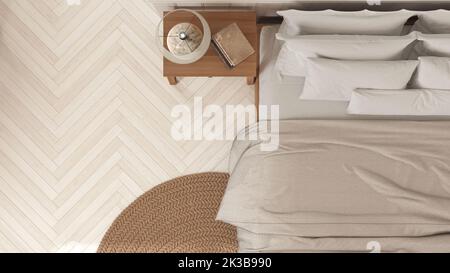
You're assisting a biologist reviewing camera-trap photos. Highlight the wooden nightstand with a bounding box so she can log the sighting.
[163,10,257,85]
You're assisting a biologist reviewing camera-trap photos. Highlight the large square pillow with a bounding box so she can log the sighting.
[413,10,450,34]
[277,9,415,36]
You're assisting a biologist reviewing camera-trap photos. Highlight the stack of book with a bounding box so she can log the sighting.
[212,22,255,68]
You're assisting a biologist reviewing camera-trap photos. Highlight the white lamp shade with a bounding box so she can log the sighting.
[156,9,211,64]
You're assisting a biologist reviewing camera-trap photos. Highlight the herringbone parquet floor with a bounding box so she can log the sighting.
[0,0,254,252]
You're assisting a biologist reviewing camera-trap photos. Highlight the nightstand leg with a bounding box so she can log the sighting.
[246,76,256,85]
[167,76,177,85]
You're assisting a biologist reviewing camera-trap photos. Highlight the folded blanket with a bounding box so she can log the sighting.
[217,120,450,252]
[237,228,450,253]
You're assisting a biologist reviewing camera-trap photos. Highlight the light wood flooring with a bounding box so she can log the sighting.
[0,0,254,252]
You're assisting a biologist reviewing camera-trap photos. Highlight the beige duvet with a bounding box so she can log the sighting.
[217,120,450,252]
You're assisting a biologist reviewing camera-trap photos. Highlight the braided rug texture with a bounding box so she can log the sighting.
[97,172,238,253]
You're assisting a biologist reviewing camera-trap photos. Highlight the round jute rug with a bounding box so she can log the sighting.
[97,172,238,253]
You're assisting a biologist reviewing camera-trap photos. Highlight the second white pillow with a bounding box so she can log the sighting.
[275,33,417,77]
[413,10,450,34]
[301,58,419,101]
[413,57,450,90]
[416,33,450,56]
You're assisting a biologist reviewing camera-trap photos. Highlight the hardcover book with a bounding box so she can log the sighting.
[212,23,255,68]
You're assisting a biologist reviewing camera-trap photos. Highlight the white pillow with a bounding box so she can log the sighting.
[275,33,417,77]
[413,10,450,34]
[348,89,450,116]
[416,33,450,56]
[413,57,450,89]
[301,58,419,101]
[277,9,415,36]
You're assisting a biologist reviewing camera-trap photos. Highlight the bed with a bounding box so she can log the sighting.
[217,9,450,253]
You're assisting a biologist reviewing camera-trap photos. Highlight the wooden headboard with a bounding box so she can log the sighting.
[151,1,450,17]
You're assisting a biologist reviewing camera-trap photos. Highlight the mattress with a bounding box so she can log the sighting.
[259,25,350,120]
